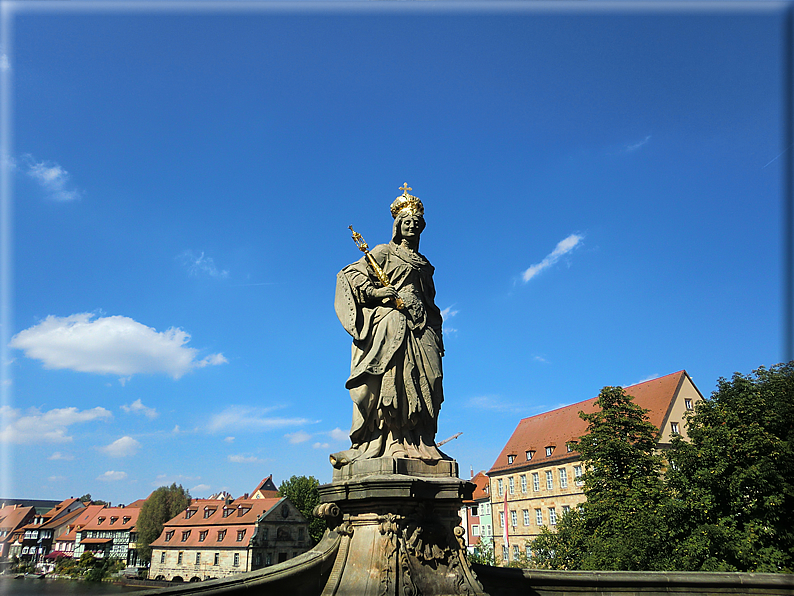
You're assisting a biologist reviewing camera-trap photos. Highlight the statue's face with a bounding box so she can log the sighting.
[400,216,422,241]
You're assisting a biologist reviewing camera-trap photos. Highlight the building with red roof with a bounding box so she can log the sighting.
[0,504,35,560]
[72,504,143,566]
[18,498,86,567]
[458,471,491,554]
[487,370,703,564]
[147,494,310,583]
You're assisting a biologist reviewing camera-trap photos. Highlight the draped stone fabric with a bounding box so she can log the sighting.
[331,219,448,467]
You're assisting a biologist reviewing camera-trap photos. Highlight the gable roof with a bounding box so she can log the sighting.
[465,472,490,505]
[488,371,695,475]
[79,506,141,532]
[251,475,279,499]
[161,498,282,528]
[0,505,35,537]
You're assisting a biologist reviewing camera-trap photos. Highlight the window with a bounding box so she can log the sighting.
[255,554,262,567]
[526,450,534,461]
[545,446,555,457]
[178,552,183,565]
[502,546,508,561]
[523,509,530,526]
[123,516,131,524]
[546,470,554,490]
[298,528,304,540]
[671,422,680,434]
[559,468,568,489]
[185,509,196,519]
[237,530,246,542]
[574,465,583,485]
[266,553,272,565]
[214,553,219,566]
[204,508,216,519]
[520,475,527,493]
[525,545,532,558]
[567,444,573,453]
[97,517,105,525]
[685,398,693,410]
[110,517,117,525]
[499,511,505,528]
[195,552,201,565]
[217,530,227,542]
[223,508,233,518]
[510,510,517,527]
[497,479,504,496]
[549,508,557,525]
[507,454,515,464]
[165,531,174,542]
[199,530,208,542]
[160,552,166,564]
[532,473,540,491]
[181,530,191,542]
[535,509,543,525]
[262,528,268,540]
[508,477,515,494]
[233,553,240,566]
[562,505,571,516]
[472,525,480,536]
[513,545,519,559]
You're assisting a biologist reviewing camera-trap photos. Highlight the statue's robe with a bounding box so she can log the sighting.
[332,241,446,466]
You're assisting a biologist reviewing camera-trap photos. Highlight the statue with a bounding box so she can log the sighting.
[331,184,449,467]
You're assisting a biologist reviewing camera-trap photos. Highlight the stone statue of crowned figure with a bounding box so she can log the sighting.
[331,185,451,468]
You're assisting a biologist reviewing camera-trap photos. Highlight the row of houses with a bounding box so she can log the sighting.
[458,370,703,564]
[0,475,313,582]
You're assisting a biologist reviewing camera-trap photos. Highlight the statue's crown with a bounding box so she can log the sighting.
[390,183,424,219]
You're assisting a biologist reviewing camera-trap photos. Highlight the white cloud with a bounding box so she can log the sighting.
[98,470,127,482]
[9,313,226,380]
[622,373,660,388]
[0,405,112,444]
[224,436,235,443]
[121,399,158,419]
[48,451,75,461]
[312,442,330,450]
[329,428,348,442]
[48,476,66,482]
[285,430,312,444]
[0,54,10,72]
[208,405,312,433]
[101,436,141,458]
[522,233,584,283]
[178,251,229,279]
[440,306,458,321]
[228,454,264,464]
[626,135,652,152]
[191,483,211,495]
[533,355,548,364]
[22,154,82,201]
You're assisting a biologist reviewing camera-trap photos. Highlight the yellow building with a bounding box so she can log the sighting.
[487,371,702,564]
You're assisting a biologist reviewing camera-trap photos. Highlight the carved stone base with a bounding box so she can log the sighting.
[317,457,485,596]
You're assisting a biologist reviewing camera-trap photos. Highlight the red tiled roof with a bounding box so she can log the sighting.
[465,472,490,504]
[0,506,35,536]
[79,506,140,532]
[488,371,690,475]
[162,498,281,528]
[151,524,258,549]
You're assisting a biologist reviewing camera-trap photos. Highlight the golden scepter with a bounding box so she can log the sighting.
[348,225,404,310]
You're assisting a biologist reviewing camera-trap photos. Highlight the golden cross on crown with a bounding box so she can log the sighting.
[399,183,412,195]
[390,183,424,219]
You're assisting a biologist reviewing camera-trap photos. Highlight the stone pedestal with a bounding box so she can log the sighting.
[316,457,486,596]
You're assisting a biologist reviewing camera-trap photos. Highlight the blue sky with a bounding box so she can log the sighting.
[1,1,789,505]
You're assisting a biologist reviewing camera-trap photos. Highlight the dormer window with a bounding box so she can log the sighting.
[165,531,174,542]
[199,530,208,542]
[217,529,227,541]
[566,444,573,453]
[204,508,216,519]
[181,530,191,542]
[185,509,196,519]
[236,529,246,542]
[237,506,251,516]
[525,450,534,461]
[97,517,105,525]
[223,508,233,518]
[507,454,515,464]
[110,517,118,525]
[545,446,555,457]
[122,516,131,524]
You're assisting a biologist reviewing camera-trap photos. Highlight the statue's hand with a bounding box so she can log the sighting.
[371,286,398,301]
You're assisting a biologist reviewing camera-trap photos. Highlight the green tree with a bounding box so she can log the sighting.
[667,363,794,572]
[78,493,108,506]
[467,540,495,566]
[135,483,191,563]
[278,475,325,544]
[532,386,672,570]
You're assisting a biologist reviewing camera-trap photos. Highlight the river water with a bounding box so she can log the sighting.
[0,577,146,595]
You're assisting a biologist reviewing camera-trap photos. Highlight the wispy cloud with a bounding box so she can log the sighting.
[191,483,211,495]
[121,399,158,419]
[98,470,127,482]
[622,373,660,388]
[48,475,67,482]
[465,395,525,414]
[9,313,227,380]
[285,430,312,444]
[522,233,584,283]
[48,451,75,461]
[178,251,229,279]
[329,428,348,442]
[228,454,265,464]
[626,135,652,152]
[0,405,112,444]
[312,442,330,450]
[100,436,141,458]
[208,405,312,433]
[21,154,82,201]
[0,54,9,72]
